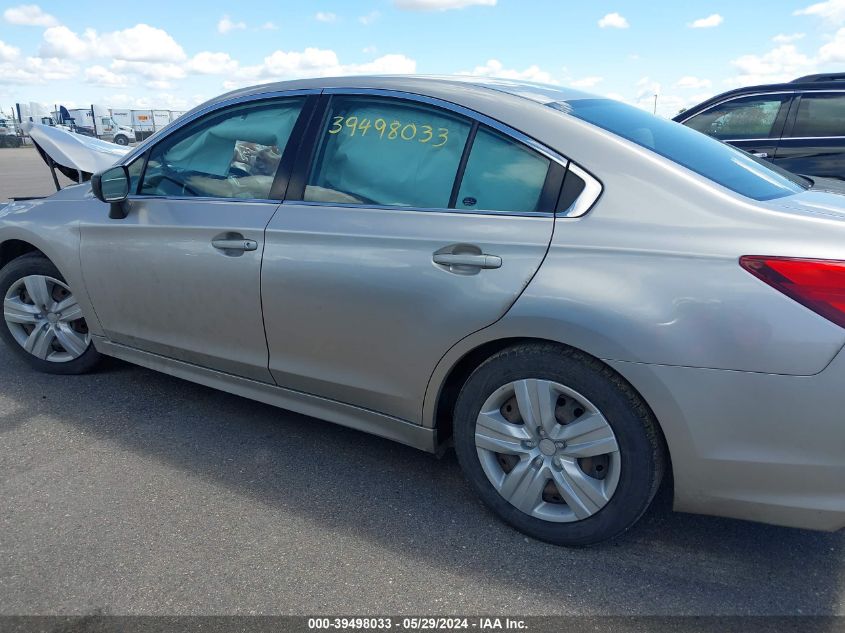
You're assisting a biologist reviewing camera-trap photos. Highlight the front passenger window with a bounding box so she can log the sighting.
[140,98,305,200]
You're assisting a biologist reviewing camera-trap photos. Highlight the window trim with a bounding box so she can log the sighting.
[283,88,600,218]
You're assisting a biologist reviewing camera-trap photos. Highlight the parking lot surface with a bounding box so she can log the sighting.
[0,146,843,615]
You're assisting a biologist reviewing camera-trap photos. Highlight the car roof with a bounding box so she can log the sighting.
[196,75,597,113]
[674,76,845,121]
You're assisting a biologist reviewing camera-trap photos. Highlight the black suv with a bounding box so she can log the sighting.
[675,73,845,180]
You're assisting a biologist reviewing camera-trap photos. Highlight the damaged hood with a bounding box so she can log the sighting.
[23,121,130,181]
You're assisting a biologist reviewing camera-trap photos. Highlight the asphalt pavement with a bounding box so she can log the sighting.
[0,146,843,615]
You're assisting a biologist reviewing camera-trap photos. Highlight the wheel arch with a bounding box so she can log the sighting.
[0,239,46,271]
[427,335,673,489]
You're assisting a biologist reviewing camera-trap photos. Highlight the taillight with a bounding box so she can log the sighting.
[740,256,845,329]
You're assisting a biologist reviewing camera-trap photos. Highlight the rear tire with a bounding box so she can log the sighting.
[453,343,665,546]
[0,254,101,375]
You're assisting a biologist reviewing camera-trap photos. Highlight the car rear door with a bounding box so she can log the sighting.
[261,91,565,423]
[774,91,845,179]
[80,93,316,382]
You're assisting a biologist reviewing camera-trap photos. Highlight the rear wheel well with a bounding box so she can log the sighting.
[0,240,43,271]
[434,337,672,485]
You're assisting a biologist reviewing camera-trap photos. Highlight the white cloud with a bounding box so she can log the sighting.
[111,60,187,81]
[218,15,246,34]
[598,12,629,29]
[259,22,278,30]
[146,80,172,90]
[393,0,496,10]
[84,65,128,87]
[3,4,58,27]
[773,33,806,43]
[315,12,337,22]
[185,51,239,75]
[462,59,558,84]
[728,44,815,86]
[39,24,186,62]
[570,76,603,88]
[0,56,77,84]
[794,0,845,24]
[222,48,416,89]
[688,14,723,28]
[363,45,378,54]
[819,26,845,61]
[0,40,21,62]
[675,75,712,89]
[358,11,381,25]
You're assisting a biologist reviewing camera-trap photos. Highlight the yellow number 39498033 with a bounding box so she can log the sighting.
[328,114,449,147]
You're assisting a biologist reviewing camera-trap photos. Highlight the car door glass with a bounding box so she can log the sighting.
[126,154,145,194]
[456,127,550,213]
[686,96,788,140]
[140,98,305,200]
[787,93,845,137]
[304,96,471,208]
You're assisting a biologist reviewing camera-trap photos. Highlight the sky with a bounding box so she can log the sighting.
[0,0,843,117]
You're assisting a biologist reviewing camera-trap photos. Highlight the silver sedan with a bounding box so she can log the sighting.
[1,76,843,545]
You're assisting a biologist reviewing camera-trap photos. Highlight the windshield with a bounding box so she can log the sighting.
[550,99,807,201]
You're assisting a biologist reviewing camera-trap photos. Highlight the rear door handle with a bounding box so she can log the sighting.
[212,238,258,251]
[432,253,502,269]
[750,151,769,158]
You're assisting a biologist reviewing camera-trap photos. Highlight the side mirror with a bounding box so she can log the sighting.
[91,165,131,219]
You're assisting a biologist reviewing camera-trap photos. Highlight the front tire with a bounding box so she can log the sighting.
[113,135,129,146]
[0,254,101,374]
[453,343,665,546]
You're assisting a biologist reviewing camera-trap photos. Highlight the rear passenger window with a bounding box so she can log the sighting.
[305,96,471,208]
[456,127,550,213]
[788,93,845,137]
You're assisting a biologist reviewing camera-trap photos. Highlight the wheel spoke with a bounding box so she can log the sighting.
[513,379,557,435]
[54,324,88,358]
[3,297,40,324]
[24,324,56,360]
[498,460,549,514]
[475,411,532,455]
[555,412,619,457]
[54,296,83,322]
[551,459,609,520]
[23,276,53,311]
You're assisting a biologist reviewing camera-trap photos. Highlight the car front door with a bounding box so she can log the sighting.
[80,94,313,382]
[682,93,793,162]
[261,92,566,423]
[774,91,845,179]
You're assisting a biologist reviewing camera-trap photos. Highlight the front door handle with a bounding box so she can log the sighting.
[750,151,769,158]
[212,238,258,252]
[432,253,502,269]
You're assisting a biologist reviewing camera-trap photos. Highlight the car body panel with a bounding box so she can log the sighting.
[262,202,554,423]
[79,197,279,382]
[2,76,845,533]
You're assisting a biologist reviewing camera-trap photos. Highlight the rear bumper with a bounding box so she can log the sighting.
[609,349,845,532]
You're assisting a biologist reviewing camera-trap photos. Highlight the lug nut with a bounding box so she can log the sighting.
[555,441,566,450]
[522,440,536,449]
[533,456,544,468]
[552,457,562,469]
